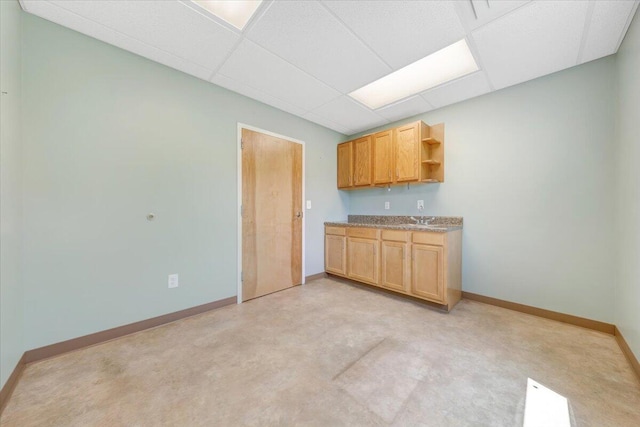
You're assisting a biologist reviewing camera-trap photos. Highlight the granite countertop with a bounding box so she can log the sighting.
[325,215,463,233]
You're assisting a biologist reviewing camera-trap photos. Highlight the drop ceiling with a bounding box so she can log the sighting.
[19,0,639,136]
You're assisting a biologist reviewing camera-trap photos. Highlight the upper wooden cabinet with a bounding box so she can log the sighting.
[337,141,353,189]
[395,122,421,182]
[372,130,394,184]
[338,120,444,190]
[353,136,372,186]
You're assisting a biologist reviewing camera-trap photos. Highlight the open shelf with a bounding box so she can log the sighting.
[422,137,441,145]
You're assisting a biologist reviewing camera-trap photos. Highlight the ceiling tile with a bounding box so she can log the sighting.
[217,39,340,112]
[48,0,239,70]
[323,1,466,69]
[455,0,531,31]
[581,0,638,64]
[246,0,391,93]
[302,112,354,135]
[21,0,213,81]
[471,1,589,90]
[421,71,491,109]
[375,96,433,123]
[309,96,388,134]
[211,74,308,118]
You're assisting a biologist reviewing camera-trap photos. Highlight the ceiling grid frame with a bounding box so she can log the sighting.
[18,0,640,136]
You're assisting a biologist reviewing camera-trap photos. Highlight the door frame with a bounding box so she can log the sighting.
[236,123,306,304]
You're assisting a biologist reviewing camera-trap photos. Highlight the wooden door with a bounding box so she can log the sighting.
[411,244,444,302]
[347,237,379,285]
[242,129,303,301]
[373,130,394,184]
[325,234,347,276]
[381,241,408,292]
[395,122,420,182]
[353,136,372,186]
[337,141,353,189]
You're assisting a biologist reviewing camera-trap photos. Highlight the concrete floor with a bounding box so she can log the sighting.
[2,277,639,426]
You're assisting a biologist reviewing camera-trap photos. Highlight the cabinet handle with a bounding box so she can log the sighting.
[396,168,399,179]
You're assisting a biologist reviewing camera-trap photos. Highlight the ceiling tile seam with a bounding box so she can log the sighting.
[208,36,246,81]
[576,1,596,65]
[303,114,353,135]
[206,0,275,80]
[238,0,276,33]
[452,3,496,91]
[419,96,436,110]
[178,0,243,35]
[462,0,535,34]
[615,1,640,52]
[211,73,312,116]
[316,1,395,71]
[37,0,218,74]
[462,35,495,91]
[210,38,344,111]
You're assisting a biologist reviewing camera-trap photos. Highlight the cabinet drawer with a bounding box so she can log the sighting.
[381,230,409,242]
[412,231,445,246]
[347,227,379,239]
[326,226,346,236]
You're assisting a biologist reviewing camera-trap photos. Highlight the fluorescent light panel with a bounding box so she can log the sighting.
[350,39,479,110]
[191,0,262,30]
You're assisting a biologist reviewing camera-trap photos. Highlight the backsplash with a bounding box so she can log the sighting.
[347,215,463,226]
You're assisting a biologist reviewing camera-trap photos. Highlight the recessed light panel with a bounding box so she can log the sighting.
[191,0,262,30]
[349,39,479,110]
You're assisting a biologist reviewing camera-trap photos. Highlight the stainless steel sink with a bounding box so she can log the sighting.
[401,223,444,228]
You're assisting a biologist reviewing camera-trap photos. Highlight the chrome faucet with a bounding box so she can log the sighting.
[410,216,435,225]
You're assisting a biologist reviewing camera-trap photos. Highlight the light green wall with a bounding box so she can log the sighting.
[348,58,617,323]
[21,13,348,350]
[0,0,24,388]
[614,11,640,361]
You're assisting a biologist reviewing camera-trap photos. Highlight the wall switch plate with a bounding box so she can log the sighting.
[417,200,424,211]
[306,200,312,209]
[385,201,390,210]
[168,274,179,288]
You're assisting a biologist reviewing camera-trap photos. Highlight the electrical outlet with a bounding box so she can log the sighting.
[306,200,312,209]
[168,274,179,288]
[417,200,424,211]
[385,201,390,210]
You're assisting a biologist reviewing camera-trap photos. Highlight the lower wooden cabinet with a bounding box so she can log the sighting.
[325,234,346,276]
[411,244,444,301]
[347,237,379,285]
[381,241,409,292]
[325,225,462,311]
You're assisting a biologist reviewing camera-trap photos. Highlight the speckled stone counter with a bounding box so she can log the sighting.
[324,215,463,233]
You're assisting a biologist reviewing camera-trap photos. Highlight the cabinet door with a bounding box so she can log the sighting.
[373,130,394,184]
[395,122,420,182]
[411,244,444,302]
[337,141,353,189]
[381,241,408,292]
[325,234,347,276]
[347,237,379,285]
[353,136,372,186]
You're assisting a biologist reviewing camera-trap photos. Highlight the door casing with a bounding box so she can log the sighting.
[236,123,305,304]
